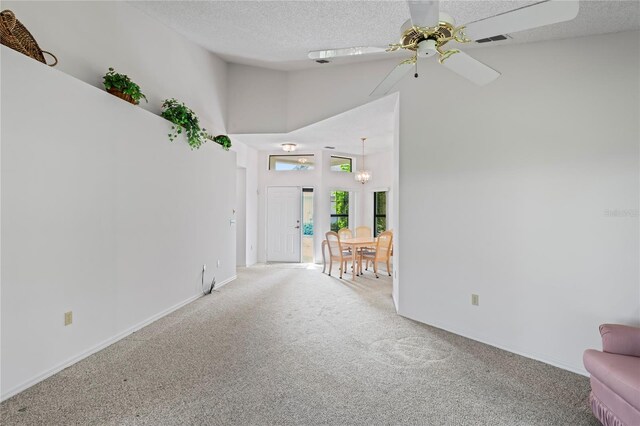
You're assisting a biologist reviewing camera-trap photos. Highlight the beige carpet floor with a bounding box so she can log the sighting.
[1,264,597,425]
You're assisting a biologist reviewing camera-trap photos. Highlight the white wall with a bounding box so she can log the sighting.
[2,1,227,132]
[397,31,639,375]
[232,141,259,266]
[256,149,394,264]
[1,7,237,398]
[227,64,287,134]
[236,168,247,266]
[229,31,640,374]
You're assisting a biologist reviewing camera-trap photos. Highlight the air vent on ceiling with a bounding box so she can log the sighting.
[316,59,330,64]
[324,146,335,150]
[476,34,509,44]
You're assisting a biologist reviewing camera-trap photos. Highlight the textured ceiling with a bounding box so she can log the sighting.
[231,94,397,154]
[131,0,639,70]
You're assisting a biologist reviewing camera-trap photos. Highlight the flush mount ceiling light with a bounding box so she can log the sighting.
[281,143,297,152]
[355,137,371,185]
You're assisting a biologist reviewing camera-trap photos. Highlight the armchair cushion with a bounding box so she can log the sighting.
[600,324,640,357]
[584,349,640,411]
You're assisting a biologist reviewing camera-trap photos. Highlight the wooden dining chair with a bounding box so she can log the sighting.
[338,228,353,240]
[361,231,393,278]
[337,228,353,257]
[355,226,372,238]
[325,231,355,279]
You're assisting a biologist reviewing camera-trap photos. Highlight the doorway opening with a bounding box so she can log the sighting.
[302,188,314,263]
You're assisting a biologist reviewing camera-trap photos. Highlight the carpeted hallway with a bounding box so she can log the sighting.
[1,265,596,425]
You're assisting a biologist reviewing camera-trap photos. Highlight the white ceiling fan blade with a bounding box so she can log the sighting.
[308,46,387,60]
[407,0,440,28]
[441,51,500,86]
[464,0,579,41]
[370,61,414,96]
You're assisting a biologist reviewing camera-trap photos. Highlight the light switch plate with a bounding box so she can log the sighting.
[64,311,73,326]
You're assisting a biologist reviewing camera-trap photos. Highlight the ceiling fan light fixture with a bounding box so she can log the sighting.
[417,39,438,58]
[308,0,579,97]
[281,143,297,152]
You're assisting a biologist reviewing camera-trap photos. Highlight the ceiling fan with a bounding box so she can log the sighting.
[308,0,579,96]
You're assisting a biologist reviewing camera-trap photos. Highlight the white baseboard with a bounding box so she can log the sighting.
[216,275,236,289]
[2,291,204,401]
[397,311,589,377]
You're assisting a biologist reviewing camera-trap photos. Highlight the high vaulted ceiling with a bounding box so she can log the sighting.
[231,94,398,155]
[131,1,639,70]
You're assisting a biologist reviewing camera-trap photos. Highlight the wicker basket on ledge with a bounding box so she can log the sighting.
[0,9,57,66]
[107,88,138,105]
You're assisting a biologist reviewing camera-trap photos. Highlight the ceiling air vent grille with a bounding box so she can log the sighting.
[476,34,509,44]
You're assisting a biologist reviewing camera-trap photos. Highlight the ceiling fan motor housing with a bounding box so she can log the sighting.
[417,39,438,58]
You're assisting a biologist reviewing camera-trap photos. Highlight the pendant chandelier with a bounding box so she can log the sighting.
[355,137,371,184]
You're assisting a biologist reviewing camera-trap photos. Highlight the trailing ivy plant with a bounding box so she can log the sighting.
[103,68,147,104]
[209,134,232,151]
[161,98,232,151]
[161,98,208,149]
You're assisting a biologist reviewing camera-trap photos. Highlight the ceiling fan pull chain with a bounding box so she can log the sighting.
[414,59,419,78]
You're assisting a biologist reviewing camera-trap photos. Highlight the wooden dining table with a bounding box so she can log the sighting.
[340,237,377,280]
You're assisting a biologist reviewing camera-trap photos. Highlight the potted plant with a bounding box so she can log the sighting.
[161,98,231,151]
[208,134,232,151]
[103,67,147,105]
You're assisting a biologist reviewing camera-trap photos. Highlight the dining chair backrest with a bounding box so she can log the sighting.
[355,226,372,238]
[376,231,393,258]
[338,228,353,240]
[325,231,342,258]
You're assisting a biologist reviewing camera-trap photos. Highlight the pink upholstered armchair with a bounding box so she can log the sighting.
[583,324,640,426]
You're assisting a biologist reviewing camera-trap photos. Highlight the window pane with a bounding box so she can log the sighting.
[373,191,387,237]
[330,191,349,232]
[269,155,315,171]
[330,191,349,215]
[330,156,352,172]
[375,192,387,215]
[330,217,349,232]
[302,188,313,236]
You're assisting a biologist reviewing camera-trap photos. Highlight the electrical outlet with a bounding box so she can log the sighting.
[64,311,73,326]
[471,294,479,306]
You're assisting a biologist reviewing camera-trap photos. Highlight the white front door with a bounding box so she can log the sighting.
[267,187,301,262]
